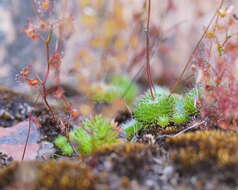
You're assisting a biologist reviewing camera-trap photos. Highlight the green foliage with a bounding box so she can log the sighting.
[54,115,119,156]
[93,75,138,105]
[69,115,119,155]
[172,95,188,124]
[133,96,174,124]
[134,87,175,124]
[121,119,143,138]
[122,86,200,137]
[157,115,170,127]
[54,135,73,156]
[183,88,200,114]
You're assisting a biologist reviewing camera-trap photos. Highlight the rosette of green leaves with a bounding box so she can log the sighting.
[134,86,174,127]
[133,87,200,128]
[69,115,119,155]
[54,115,119,155]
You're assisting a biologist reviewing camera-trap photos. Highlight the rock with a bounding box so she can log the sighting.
[0,86,34,127]
[0,121,40,160]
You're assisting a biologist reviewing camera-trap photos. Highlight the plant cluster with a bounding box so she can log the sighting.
[21,0,78,125]
[54,115,119,155]
[90,75,138,105]
[122,86,199,137]
[191,4,238,129]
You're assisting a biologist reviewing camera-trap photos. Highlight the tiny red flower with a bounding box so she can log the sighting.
[27,79,39,87]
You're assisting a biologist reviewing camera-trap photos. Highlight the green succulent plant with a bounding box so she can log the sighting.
[121,119,143,138]
[54,135,73,156]
[183,88,200,114]
[54,115,119,156]
[122,86,200,138]
[92,75,138,105]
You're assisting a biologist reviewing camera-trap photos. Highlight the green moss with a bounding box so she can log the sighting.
[92,75,138,105]
[133,88,198,126]
[69,115,119,155]
[172,95,188,124]
[54,115,119,155]
[111,75,138,104]
[157,115,170,127]
[134,95,174,124]
[123,87,200,137]
[183,88,200,114]
[121,119,143,138]
[54,136,73,156]
[92,84,120,103]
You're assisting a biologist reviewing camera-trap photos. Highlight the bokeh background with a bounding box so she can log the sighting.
[1,0,238,92]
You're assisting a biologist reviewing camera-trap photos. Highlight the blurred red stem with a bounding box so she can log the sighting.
[21,113,33,161]
[145,0,154,99]
[42,30,56,121]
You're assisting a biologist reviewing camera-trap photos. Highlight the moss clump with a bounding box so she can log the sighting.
[70,115,119,155]
[125,87,200,137]
[121,119,143,138]
[0,144,164,190]
[55,115,119,155]
[0,161,98,190]
[183,88,200,114]
[134,95,174,125]
[35,161,96,190]
[166,130,238,171]
[54,136,74,156]
[91,75,138,105]
[0,162,18,188]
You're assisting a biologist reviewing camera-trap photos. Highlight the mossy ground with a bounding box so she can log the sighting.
[1,87,238,190]
[166,130,238,172]
[1,136,238,190]
[0,143,170,190]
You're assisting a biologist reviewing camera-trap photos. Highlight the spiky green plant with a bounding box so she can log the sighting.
[54,115,119,155]
[134,86,175,125]
[171,95,188,124]
[122,86,200,137]
[121,119,143,138]
[54,135,73,156]
[183,88,200,114]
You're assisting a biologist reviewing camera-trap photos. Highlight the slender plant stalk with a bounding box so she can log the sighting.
[42,30,57,121]
[21,113,33,161]
[145,0,154,99]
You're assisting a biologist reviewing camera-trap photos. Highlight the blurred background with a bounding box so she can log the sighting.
[1,0,238,92]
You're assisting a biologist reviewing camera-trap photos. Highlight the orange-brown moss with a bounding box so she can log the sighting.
[0,143,165,190]
[90,142,150,155]
[0,162,19,188]
[0,161,98,190]
[166,130,238,171]
[35,161,97,190]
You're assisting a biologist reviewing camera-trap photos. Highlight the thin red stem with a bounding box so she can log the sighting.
[145,0,154,99]
[41,29,57,121]
[21,113,33,161]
